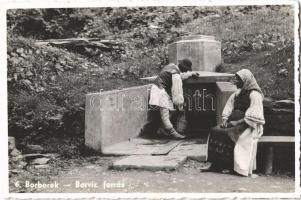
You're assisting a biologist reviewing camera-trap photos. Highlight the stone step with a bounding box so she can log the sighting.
[111,155,187,171]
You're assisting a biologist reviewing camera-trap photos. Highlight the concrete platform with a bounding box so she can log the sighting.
[168,139,208,162]
[105,137,209,170]
[102,138,181,156]
[111,155,187,171]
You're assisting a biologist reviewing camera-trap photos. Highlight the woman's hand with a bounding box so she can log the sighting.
[228,119,245,127]
[221,118,228,128]
[228,120,239,127]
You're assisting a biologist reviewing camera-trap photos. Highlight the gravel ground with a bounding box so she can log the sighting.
[9,156,295,193]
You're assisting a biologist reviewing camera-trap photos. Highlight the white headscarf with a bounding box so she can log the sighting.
[236,69,263,97]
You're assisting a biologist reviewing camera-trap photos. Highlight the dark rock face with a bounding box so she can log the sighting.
[263,99,294,136]
[273,100,294,109]
[23,144,45,154]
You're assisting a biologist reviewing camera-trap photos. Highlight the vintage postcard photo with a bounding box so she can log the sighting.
[1,0,300,198]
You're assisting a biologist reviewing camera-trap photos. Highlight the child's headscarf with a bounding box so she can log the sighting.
[236,69,263,97]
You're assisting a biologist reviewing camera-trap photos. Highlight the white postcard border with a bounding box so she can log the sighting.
[0,0,299,198]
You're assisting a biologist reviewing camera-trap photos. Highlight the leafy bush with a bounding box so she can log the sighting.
[7,9,92,39]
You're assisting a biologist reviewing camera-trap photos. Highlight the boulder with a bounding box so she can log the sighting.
[34,164,50,169]
[17,161,27,169]
[30,158,50,165]
[10,148,21,157]
[9,137,27,171]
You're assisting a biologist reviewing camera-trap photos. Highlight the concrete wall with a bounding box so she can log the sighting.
[85,81,237,152]
[85,84,152,152]
[168,35,222,72]
[215,82,237,124]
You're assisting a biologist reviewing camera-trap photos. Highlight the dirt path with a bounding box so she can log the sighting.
[10,156,294,193]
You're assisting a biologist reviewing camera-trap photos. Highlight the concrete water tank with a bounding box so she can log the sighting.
[168,35,222,72]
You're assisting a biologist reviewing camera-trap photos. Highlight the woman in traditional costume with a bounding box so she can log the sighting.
[208,69,265,176]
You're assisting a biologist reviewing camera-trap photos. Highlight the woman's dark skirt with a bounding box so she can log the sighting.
[208,126,235,170]
[208,110,247,170]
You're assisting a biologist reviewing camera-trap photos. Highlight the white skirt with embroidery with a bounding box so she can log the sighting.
[149,84,175,111]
